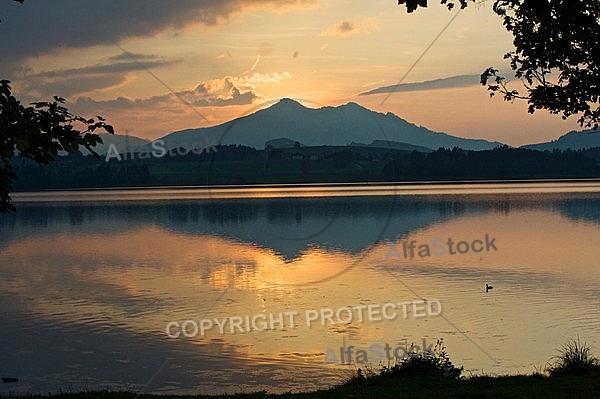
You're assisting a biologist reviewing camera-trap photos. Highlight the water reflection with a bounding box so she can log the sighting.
[1,184,600,394]
[1,196,494,260]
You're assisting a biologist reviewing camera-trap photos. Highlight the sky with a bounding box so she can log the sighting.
[0,0,586,147]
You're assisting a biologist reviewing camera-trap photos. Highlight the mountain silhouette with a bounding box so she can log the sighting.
[521,128,600,151]
[153,98,503,151]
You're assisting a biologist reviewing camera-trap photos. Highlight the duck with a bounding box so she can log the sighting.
[2,377,18,384]
[485,284,493,292]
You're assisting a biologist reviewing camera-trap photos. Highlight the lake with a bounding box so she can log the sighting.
[1,182,600,395]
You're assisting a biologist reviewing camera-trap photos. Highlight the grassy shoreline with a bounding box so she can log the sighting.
[3,338,600,398]
[1,374,600,399]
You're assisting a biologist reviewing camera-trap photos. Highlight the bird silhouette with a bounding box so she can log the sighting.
[485,284,494,292]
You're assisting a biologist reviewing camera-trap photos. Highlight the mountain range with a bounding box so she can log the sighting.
[158,98,504,151]
[91,98,600,154]
[521,129,600,151]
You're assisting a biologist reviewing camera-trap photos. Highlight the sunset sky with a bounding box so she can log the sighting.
[0,0,585,146]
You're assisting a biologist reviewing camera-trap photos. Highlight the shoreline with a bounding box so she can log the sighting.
[1,373,599,399]
[12,177,600,194]
[10,179,600,204]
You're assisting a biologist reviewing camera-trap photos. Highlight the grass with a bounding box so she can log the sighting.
[2,376,599,399]
[547,335,600,377]
[2,338,599,399]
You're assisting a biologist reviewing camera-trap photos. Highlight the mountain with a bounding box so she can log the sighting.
[84,133,150,155]
[522,129,600,151]
[156,98,503,152]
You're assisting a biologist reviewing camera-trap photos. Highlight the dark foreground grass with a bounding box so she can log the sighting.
[4,338,599,399]
[1,374,600,399]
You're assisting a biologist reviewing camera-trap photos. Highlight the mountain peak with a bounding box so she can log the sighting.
[342,101,364,109]
[273,99,365,113]
[261,98,310,116]
[279,97,300,104]
[275,98,306,108]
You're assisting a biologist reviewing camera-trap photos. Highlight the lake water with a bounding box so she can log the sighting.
[1,182,600,395]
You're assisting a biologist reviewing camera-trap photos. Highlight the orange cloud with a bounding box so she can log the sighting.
[321,17,377,36]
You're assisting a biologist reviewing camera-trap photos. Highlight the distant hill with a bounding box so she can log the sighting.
[522,129,600,151]
[156,98,504,152]
[265,138,304,149]
[84,133,150,155]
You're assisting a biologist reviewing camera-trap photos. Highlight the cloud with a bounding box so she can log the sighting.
[320,17,377,36]
[359,74,481,95]
[176,71,293,106]
[0,0,316,74]
[26,75,128,98]
[193,87,258,107]
[72,71,292,114]
[321,20,355,36]
[20,60,175,97]
[108,52,159,62]
[32,60,172,79]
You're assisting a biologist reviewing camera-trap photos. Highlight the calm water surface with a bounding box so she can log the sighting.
[1,182,599,394]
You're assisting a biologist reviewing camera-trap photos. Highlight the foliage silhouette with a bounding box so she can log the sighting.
[0,80,113,213]
[398,0,600,128]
